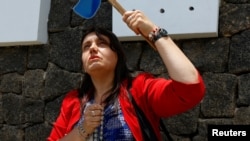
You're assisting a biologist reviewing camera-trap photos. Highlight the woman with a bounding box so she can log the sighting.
[47,10,205,141]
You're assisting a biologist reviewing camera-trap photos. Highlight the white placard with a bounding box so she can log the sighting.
[112,0,220,41]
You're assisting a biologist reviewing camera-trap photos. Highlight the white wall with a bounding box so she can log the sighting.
[0,0,51,47]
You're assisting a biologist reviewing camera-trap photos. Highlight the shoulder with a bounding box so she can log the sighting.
[130,72,156,94]
[132,72,155,82]
[61,89,81,110]
[64,89,79,100]
[132,72,168,87]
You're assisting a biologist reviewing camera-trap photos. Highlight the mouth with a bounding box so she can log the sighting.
[89,56,100,60]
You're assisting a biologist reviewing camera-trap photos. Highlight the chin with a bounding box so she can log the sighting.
[88,64,103,71]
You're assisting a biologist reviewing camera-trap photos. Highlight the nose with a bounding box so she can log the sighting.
[89,42,98,53]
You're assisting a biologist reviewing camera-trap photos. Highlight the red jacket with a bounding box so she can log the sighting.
[47,72,205,141]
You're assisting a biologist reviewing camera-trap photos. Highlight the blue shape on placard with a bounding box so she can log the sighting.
[73,0,101,19]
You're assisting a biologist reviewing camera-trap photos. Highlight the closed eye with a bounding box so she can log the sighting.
[82,42,91,50]
[97,39,110,47]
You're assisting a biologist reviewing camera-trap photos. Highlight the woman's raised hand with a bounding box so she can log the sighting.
[122,10,157,38]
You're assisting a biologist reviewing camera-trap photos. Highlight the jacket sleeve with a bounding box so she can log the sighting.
[47,90,81,141]
[131,72,206,117]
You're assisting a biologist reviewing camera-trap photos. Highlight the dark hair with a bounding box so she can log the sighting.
[78,27,132,105]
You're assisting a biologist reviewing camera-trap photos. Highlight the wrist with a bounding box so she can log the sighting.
[78,125,89,140]
[148,27,168,43]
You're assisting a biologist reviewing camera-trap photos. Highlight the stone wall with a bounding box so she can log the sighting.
[0,0,249,140]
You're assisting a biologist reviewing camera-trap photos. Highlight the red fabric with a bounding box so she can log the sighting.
[129,72,205,140]
[47,72,205,141]
[47,91,81,141]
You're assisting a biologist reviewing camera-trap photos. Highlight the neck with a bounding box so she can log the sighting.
[91,72,114,104]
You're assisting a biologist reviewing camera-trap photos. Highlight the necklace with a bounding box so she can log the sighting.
[93,117,103,141]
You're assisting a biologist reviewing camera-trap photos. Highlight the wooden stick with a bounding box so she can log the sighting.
[108,0,126,15]
[108,0,157,50]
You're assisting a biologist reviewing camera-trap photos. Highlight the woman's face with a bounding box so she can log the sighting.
[81,32,118,75]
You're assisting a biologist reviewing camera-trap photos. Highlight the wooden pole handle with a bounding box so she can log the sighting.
[108,0,157,50]
[108,0,126,15]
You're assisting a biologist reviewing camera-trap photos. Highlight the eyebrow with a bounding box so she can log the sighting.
[97,34,110,44]
[82,36,110,47]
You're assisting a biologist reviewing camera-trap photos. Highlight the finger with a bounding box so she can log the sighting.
[85,115,103,123]
[127,15,132,21]
[88,104,104,110]
[122,11,134,22]
[83,114,103,131]
[85,104,103,115]
[125,10,143,35]
[86,104,104,116]
[84,104,103,119]
[91,110,96,116]
[88,110,104,117]
[126,16,140,35]
[129,16,141,34]
[82,118,102,133]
